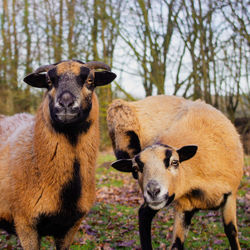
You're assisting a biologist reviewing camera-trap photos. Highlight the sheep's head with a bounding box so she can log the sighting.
[111,144,197,210]
[23,60,116,125]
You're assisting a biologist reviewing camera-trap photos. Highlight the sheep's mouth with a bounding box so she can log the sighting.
[145,193,175,210]
[144,196,167,210]
[148,200,167,210]
[51,104,83,124]
[56,112,79,123]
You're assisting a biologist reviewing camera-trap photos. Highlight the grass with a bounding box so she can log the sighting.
[0,152,249,249]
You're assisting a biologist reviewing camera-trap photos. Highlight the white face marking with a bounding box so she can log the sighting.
[138,145,179,210]
[72,100,81,109]
[55,102,61,108]
[140,149,169,210]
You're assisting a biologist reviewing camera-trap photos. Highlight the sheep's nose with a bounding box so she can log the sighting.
[146,180,161,199]
[58,92,75,108]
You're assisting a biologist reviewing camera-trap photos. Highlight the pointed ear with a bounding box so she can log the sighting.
[111,159,133,172]
[94,71,116,86]
[23,73,49,88]
[177,145,198,163]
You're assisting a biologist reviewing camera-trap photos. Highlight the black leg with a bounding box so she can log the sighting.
[171,237,184,250]
[138,203,159,250]
[223,221,239,250]
[184,209,197,228]
[171,209,197,250]
[221,194,240,250]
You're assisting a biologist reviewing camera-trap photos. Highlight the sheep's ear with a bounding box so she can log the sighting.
[94,71,117,86]
[177,145,198,163]
[23,73,49,88]
[111,159,133,172]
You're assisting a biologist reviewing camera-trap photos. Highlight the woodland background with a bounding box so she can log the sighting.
[0,0,249,151]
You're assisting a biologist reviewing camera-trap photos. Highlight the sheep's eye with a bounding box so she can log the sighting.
[88,78,93,84]
[46,77,52,89]
[47,69,58,88]
[171,160,179,167]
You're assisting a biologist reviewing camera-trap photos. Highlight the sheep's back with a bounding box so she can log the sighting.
[0,113,34,218]
[0,113,34,147]
[159,101,243,190]
[107,95,192,151]
[132,95,191,147]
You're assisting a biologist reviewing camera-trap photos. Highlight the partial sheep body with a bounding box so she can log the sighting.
[157,101,243,207]
[110,96,243,249]
[0,60,116,249]
[107,95,194,159]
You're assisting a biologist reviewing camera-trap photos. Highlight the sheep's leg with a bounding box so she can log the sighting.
[171,209,196,249]
[55,219,82,250]
[138,203,159,250]
[15,221,40,250]
[221,194,241,250]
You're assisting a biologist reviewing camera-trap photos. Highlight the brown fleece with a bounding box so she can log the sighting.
[0,90,99,249]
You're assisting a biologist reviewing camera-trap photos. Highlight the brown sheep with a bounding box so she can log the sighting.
[0,60,116,250]
[111,98,243,249]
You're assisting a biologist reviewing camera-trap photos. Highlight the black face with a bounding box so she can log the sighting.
[48,67,91,126]
[23,59,117,136]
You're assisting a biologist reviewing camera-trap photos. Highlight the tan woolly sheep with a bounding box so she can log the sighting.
[111,96,243,249]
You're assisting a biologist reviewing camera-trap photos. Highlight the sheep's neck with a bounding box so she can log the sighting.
[33,102,96,169]
[174,165,196,200]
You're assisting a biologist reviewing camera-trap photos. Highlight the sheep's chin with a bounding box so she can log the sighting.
[148,201,166,210]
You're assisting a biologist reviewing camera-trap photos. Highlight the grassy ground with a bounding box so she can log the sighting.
[0,153,249,249]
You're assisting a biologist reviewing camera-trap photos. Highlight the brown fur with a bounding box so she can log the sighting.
[157,101,243,203]
[0,88,99,249]
[156,101,243,248]
[109,95,243,249]
[107,99,141,156]
[56,61,82,76]
[107,95,193,157]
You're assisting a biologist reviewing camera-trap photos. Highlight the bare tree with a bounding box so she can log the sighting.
[220,0,250,45]
[219,0,250,120]
[175,0,249,121]
[90,0,124,147]
[120,0,182,96]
